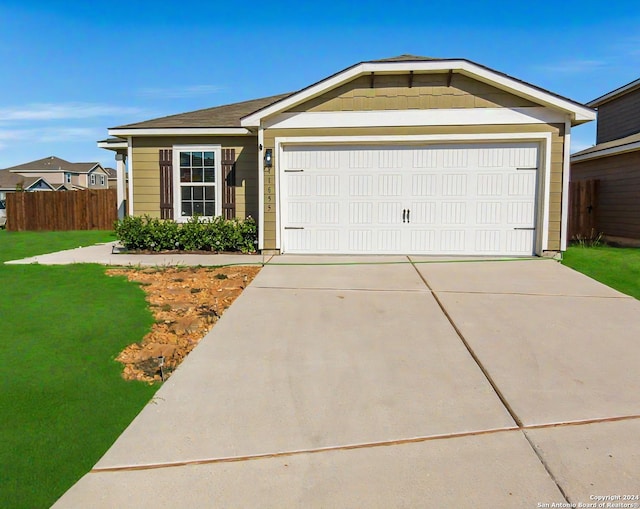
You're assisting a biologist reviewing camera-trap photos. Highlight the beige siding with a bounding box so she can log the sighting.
[131,136,258,219]
[287,74,538,113]
[262,124,565,252]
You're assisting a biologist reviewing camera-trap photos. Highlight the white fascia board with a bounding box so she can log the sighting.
[263,107,567,129]
[98,140,128,150]
[242,60,595,127]
[108,127,252,136]
[570,141,640,162]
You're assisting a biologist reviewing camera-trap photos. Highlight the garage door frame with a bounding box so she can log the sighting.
[275,132,552,255]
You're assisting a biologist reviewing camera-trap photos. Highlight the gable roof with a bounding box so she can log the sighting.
[588,77,640,107]
[103,167,117,179]
[242,55,595,126]
[106,55,595,137]
[4,156,100,174]
[0,170,53,191]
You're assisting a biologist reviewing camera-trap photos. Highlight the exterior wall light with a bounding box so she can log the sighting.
[264,148,273,168]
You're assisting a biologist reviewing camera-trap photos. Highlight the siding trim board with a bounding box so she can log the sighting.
[263,107,567,129]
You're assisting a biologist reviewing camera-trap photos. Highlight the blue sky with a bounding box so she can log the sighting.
[0,0,638,169]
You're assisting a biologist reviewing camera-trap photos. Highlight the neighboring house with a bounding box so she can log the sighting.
[3,156,111,191]
[571,78,640,243]
[99,55,594,256]
[0,168,55,200]
[104,167,118,188]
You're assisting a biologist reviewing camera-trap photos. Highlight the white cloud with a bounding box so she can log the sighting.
[138,84,223,98]
[0,103,144,122]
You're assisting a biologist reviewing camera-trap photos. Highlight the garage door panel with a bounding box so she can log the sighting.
[378,174,402,196]
[349,230,373,251]
[476,202,502,225]
[508,172,536,196]
[411,174,438,196]
[410,230,437,251]
[316,175,339,195]
[507,202,535,225]
[477,174,503,196]
[377,230,402,251]
[316,202,340,224]
[442,174,468,196]
[316,230,340,251]
[475,230,502,253]
[378,202,403,224]
[441,230,466,251]
[410,202,436,224]
[349,175,373,196]
[288,202,312,223]
[349,203,373,224]
[281,144,539,255]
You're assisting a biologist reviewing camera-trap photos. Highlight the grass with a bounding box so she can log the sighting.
[0,230,158,508]
[562,245,640,299]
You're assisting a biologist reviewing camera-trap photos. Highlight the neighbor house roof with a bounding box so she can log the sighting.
[588,77,640,107]
[571,132,640,162]
[104,167,117,179]
[0,169,51,190]
[4,156,100,174]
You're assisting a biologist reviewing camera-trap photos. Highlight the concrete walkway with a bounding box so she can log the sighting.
[39,250,640,508]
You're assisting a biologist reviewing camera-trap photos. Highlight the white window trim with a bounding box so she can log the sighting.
[65,172,72,183]
[172,144,222,222]
[272,132,552,255]
[90,174,96,185]
[100,175,105,186]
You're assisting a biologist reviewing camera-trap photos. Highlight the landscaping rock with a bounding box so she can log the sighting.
[107,265,261,383]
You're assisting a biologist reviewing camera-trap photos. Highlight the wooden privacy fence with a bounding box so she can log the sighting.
[568,179,599,239]
[6,189,117,231]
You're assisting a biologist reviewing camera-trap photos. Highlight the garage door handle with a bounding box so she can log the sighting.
[402,209,406,223]
[407,209,410,223]
[284,227,304,230]
[513,227,535,230]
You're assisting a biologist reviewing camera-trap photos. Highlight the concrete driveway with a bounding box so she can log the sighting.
[53,256,640,508]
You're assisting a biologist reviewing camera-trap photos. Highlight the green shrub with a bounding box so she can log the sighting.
[114,215,258,253]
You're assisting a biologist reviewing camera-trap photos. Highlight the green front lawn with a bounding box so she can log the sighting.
[0,230,157,508]
[562,245,640,299]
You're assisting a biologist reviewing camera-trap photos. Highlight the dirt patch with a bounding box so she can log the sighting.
[107,265,261,383]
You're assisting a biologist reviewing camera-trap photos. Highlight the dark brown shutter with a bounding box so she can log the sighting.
[221,148,236,220]
[159,149,174,219]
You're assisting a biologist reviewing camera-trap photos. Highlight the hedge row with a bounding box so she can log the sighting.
[114,215,258,253]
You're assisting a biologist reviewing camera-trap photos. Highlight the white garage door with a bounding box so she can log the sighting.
[281,143,539,255]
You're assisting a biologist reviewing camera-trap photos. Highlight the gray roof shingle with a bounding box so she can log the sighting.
[113,93,292,129]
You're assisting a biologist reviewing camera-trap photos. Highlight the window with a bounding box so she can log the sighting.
[65,172,72,183]
[100,175,105,186]
[90,174,96,185]
[174,146,220,218]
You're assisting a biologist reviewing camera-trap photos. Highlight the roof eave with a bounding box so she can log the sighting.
[108,127,253,136]
[241,59,595,127]
[571,141,640,162]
